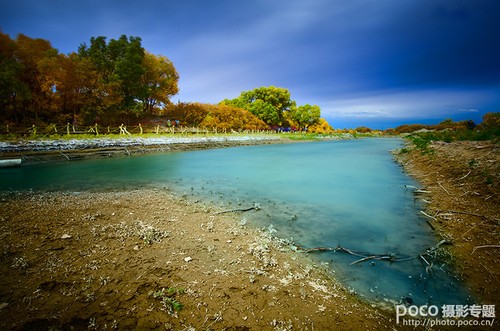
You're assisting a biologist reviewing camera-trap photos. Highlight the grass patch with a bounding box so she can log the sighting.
[151,287,185,315]
[407,125,498,154]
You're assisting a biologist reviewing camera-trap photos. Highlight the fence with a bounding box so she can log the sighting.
[0,123,275,137]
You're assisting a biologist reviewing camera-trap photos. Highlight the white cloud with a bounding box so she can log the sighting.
[314,88,491,120]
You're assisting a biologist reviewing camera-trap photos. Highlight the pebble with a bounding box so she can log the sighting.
[184,256,193,262]
[61,234,72,239]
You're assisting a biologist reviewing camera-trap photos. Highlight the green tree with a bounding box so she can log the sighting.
[287,104,321,130]
[109,35,146,109]
[78,35,146,113]
[223,86,293,126]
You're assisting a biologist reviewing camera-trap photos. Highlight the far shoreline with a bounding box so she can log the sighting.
[0,133,358,165]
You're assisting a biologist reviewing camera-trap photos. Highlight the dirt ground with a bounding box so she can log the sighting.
[0,189,395,330]
[396,141,499,307]
[0,138,498,330]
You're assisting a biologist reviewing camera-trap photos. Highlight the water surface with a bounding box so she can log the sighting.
[0,138,471,306]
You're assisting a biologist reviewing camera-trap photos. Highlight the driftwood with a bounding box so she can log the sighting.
[59,151,70,160]
[434,208,495,224]
[470,245,500,255]
[215,203,261,214]
[438,181,451,196]
[0,159,22,168]
[296,239,450,273]
[420,210,437,221]
[405,185,431,194]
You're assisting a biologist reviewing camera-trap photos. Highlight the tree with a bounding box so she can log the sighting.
[109,35,146,109]
[0,32,180,126]
[78,35,146,113]
[287,104,320,130]
[0,32,28,123]
[223,86,293,126]
[13,34,59,123]
[141,52,179,114]
[199,104,267,130]
[308,118,334,134]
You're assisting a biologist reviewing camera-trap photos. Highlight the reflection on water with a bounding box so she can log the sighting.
[0,138,472,306]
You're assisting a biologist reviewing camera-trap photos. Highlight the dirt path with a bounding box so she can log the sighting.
[0,189,394,330]
[396,140,499,307]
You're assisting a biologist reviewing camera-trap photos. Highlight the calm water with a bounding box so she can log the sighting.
[0,138,471,306]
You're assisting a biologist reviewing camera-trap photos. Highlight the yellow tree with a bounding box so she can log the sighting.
[141,52,179,114]
[14,34,56,122]
[308,118,334,134]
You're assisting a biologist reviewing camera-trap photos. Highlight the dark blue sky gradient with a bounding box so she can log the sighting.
[1,0,499,129]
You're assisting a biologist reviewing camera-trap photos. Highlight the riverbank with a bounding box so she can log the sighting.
[396,140,499,308]
[0,189,394,330]
[0,135,288,165]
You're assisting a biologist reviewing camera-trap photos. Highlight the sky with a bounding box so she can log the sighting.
[1,0,499,129]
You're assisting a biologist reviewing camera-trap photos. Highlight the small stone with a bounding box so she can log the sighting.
[133,245,140,251]
[61,234,72,239]
[184,256,193,262]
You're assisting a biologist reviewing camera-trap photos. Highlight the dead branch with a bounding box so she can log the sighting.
[419,254,430,266]
[59,151,70,160]
[414,189,432,194]
[426,220,435,230]
[420,210,437,221]
[350,256,378,265]
[216,204,261,214]
[405,185,431,194]
[438,181,451,196]
[433,209,490,221]
[470,245,500,255]
[426,239,450,253]
[297,240,451,269]
[457,170,471,181]
[460,219,487,239]
[300,246,339,253]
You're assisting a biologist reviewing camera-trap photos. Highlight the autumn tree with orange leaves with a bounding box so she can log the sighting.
[0,32,179,126]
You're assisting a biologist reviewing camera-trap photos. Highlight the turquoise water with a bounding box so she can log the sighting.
[0,138,471,306]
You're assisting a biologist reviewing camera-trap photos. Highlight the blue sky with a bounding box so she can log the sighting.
[1,0,499,129]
